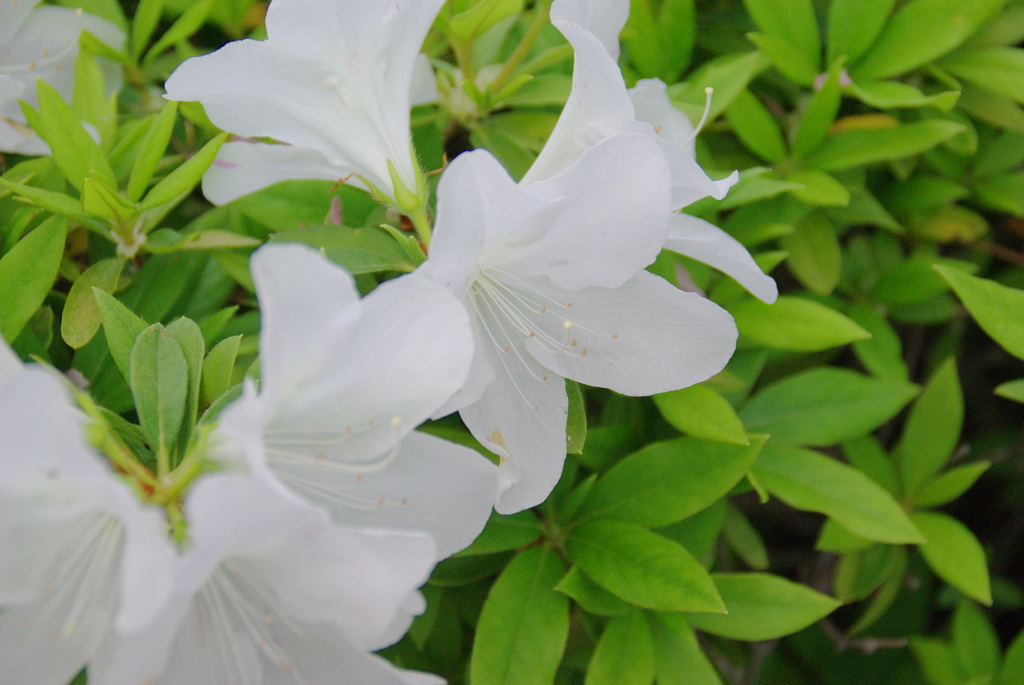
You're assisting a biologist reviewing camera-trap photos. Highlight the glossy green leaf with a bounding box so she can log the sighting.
[566,379,586,455]
[650,613,722,685]
[827,0,896,65]
[127,101,179,202]
[61,258,127,349]
[952,599,1000,678]
[910,637,963,685]
[555,566,631,617]
[894,359,963,496]
[449,0,523,41]
[469,547,568,685]
[848,303,909,383]
[567,520,724,613]
[131,0,165,59]
[144,0,214,63]
[995,378,1024,402]
[585,610,656,685]
[752,443,924,543]
[732,296,870,351]
[936,265,1024,359]
[805,121,965,170]
[32,80,116,192]
[653,384,748,445]
[915,462,990,508]
[726,90,787,164]
[94,289,149,384]
[164,317,205,455]
[140,132,228,210]
[842,435,900,495]
[743,0,819,71]
[739,368,918,445]
[574,436,763,528]
[853,0,1006,79]
[999,629,1024,685]
[684,573,841,641]
[0,179,91,219]
[913,511,992,605]
[0,217,66,343]
[780,214,842,295]
[722,503,769,570]
[200,335,241,410]
[458,510,543,556]
[942,47,1024,104]
[130,324,189,455]
[786,169,851,207]
[792,64,843,158]
[848,80,960,111]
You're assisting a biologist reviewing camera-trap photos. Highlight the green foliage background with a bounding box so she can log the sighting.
[4,0,1024,683]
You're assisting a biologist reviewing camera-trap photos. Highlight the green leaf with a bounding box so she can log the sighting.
[911,637,963,685]
[785,169,851,207]
[458,510,543,556]
[449,0,523,41]
[843,435,900,495]
[848,303,909,383]
[848,80,960,111]
[574,436,763,528]
[0,217,66,343]
[834,544,903,601]
[140,132,228,210]
[780,214,842,295]
[912,511,992,605]
[61,258,127,349]
[751,443,924,543]
[131,0,165,59]
[144,0,214,64]
[719,168,803,209]
[827,0,897,65]
[555,566,631,617]
[725,90,787,164]
[915,461,990,508]
[143,228,262,253]
[585,610,656,685]
[623,0,696,82]
[130,324,189,456]
[936,265,1024,359]
[847,546,909,636]
[952,599,1000,678]
[995,378,1024,402]
[999,629,1024,685]
[94,289,149,384]
[32,80,116,192]
[72,48,112,140]
[127,101,179,202]
[200,335,241,410]
[163,317,205,455]
[82,178,137,223]
[669,51,767,123]
[894,359,963,496]
[793,63,843,158]
[805,121,966,170]
[650,613,723,685]
[853,0,1006,79]
[469,547,568,685]
[739,367,918,445]
[731,296,871,351]
[942,47,1024,104]
[684,573,841,641]
[743,0,820,65]
[747,32,819,85]
[567,520,724,613]
[566,379,587,454]
[653,384,748,445]
[722,503,769,570]
[0,179,91,219]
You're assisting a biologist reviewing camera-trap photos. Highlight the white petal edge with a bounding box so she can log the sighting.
[202,141,343,205]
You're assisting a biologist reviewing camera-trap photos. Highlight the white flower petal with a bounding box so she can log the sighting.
[410,53,438,106]
[0,0,40,44]
[519,16,634,185]
[202,141,343,205]
[501,134,671,290]
[665,213,778,303]
[249,243,362,407]
[165,0,445,198]
[428,149,553,298]
[524,270,738,395]
[288,430,498,558]
[0,334,20,382]
[550,0,629,57]
[630,78,695,154]
[459,317,569,514]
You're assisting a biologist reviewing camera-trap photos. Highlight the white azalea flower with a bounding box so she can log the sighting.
[0,343,175,685]
[523,0,778,303]
[164,0,445,210]
[91,473,442,685]
[0,2,124,154]
[420,135,738,513]
[211,243,498,557]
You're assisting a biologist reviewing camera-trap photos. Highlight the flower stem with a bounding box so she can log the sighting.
[408,206,433,246]
[488,0,553,95]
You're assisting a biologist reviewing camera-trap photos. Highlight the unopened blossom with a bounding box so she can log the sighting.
[210,243,498,557]
[0,342,175,685]
[0,1,124,154]
[91,472,442,685]
[524,0,778,303]
[164,0,444,210]
[420,135,738,513]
